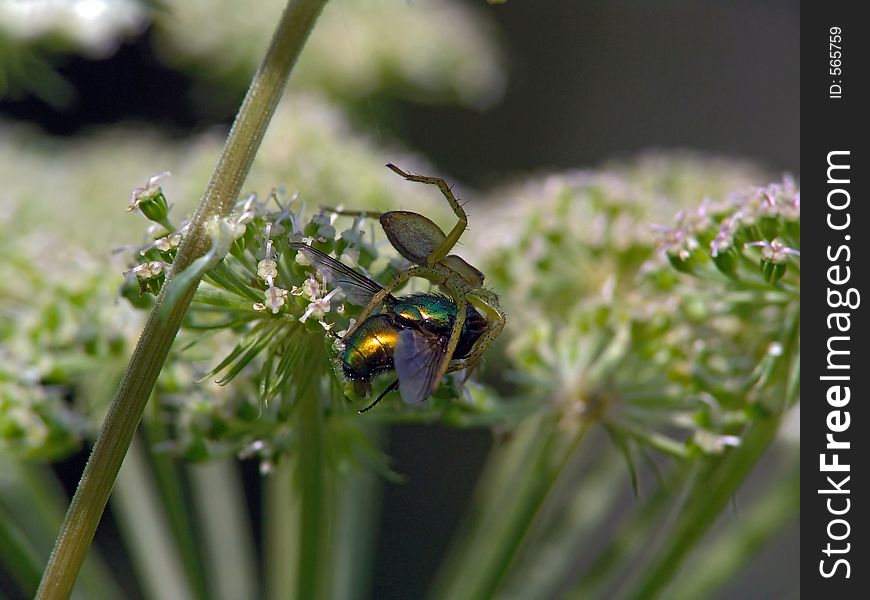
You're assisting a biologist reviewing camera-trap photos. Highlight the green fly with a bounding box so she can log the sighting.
[290,163,505,412]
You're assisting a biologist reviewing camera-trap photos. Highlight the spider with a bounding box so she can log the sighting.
[292,164,505,409]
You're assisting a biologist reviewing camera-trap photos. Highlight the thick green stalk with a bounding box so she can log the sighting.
[618,416,782,599]
[663,461,799,599]
[0,501,43,595]
[568,462,701,599]
[140,419,210,600]
[477,423,590,598]
[330,425,383,600]
[36,1,328,597]
[265,461,297,600]
[432,417,591,600]
[497,443,628,600]
[430,417,548,597]
[296,356,327,600]
[110,437,191,600]
[189,460,259,600]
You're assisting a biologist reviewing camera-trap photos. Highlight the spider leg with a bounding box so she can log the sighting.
[449,290,506,372]
[321,206,383,220]
[432,280,468,384]
[342,265,442,338]
[386,163,467,266]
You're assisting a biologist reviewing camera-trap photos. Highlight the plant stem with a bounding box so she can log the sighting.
[296,384,326,600]
[265,461,297,600]
[477,422,591,597]
[141,419,210,600]
[432,416,591,600]
[110,436,192,600]
[619,415,782,599]
[568,461,701,599]
[331,424,383,600]
[0,501,43,596]
[664,461,799,599]
[189,460,259,600]
[36,1,328,597]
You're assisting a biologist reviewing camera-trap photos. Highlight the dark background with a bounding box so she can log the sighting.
[405,0,800,186]
[1,1,800,598]
[3,1,800,179]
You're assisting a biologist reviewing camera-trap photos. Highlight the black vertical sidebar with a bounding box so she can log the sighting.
[802,2,869,597]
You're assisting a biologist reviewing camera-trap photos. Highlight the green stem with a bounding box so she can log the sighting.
[568,461,701,599]
[36,1,328,597]
[619,415,782,599]
[664,461,799,599]
[265,461,296,600]
[189,460,259,600]
[110,437,192,600]
[432,417,591,600]
[500,443,629,600]
[141,420,210,600]
[480,422,591,597]
[0,500,43,596]
[296,375,326,599]
[330,424,383,600]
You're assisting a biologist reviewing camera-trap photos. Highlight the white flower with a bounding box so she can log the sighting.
[311,213,332,227]
[744,238,800,263]
[295,250,312,267]
[127,171,170,211]
[154,232,181,252]
[337,319,356,338]
[131,261,168,279]
[341,226,365,247]
[301,277,320,300]
[228,220,248,240]
[340,246,360,267]
[709,212,742,257]
[316,223,336,241]
[694,431,741,454]
[258,287,288,314]
[300,288,340,323]
[257,258,278,280]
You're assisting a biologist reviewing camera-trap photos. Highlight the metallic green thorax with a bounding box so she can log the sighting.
[392,293,486,356]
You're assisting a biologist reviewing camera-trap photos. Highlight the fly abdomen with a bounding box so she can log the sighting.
[341,314,400,380]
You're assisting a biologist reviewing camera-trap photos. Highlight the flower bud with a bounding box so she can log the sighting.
[128,172,172,228]
[760,259,786,283]
[711,245,738,277]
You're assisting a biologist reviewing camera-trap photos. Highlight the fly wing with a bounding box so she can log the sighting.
[393,327,450,404]
[290,242,389,306]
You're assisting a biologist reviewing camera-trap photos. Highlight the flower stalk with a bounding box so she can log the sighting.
[296,374,326,600]
[36,1,329,597]
[432,416,592,600]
